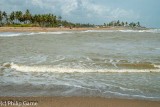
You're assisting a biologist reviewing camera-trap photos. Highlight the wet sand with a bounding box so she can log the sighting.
[0,97,160,107]
[0,27,127,32]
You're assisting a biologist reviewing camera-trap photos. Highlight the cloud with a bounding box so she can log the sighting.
[60,0,79,15]
[107,8,140,20]
[81,0,110,17]
[0,0,140,24]
[54,0,139,21]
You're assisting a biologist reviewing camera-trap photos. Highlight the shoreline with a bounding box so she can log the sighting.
[0,27,144,32]
[0,97,159,107]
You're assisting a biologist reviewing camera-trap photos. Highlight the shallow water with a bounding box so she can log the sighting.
[0,30,160,100]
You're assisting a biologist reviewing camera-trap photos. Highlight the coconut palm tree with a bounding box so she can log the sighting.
[137,22,140,27]
[24,9,31,24]
[0,11,3,26]
[2,11,7,24]
[10,11,15,24]
[121,22,124,26]
[125,22,128,26]
[15,11,23,23]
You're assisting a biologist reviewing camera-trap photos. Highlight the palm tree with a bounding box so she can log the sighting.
[15,11,23,23]
[0,11,3,26]
[42,14,47,26]
[53,15,57,25]
[24,9,31,24]
[58,16,62,21]
[2,11,7,24]
[36,14,42,26]
[117,20,120,26]
[125,22,128,26]
[137,22,140,27]
[121,22,124,26]
[10,11,15,24]
[129,22,136,27]
[15,11,19,23]
[33,14,39,24]
[58,16,62,26]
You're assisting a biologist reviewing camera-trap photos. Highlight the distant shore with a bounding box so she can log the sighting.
[0,27,147,32]
[0,97,159,107]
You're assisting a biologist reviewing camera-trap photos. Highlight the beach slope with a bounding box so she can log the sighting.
[0,97,160,107]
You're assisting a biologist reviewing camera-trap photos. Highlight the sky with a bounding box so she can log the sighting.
[0,0,160,28]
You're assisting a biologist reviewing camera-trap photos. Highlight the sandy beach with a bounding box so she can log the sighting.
[0,27,129,32]
[0,97,160,107]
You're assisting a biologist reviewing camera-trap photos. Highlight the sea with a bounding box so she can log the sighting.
[0,29,160,100]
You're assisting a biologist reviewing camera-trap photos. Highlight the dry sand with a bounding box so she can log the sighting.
[0,97,160,107]
[0,27,127,32]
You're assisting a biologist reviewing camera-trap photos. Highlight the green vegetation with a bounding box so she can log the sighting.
[0,9,143,28]
[104,20,141,28]
[0,9,94,28]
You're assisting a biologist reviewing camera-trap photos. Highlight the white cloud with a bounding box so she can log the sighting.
[81,0,110,17]
[0,0,140,24]
[31,0,56,10]
[54,0,139,20]
[31,0,43,7]
[60,0,78,15]
[108,8,140,19]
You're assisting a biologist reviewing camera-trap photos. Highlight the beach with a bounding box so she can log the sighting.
[0,0,159,106]
[0,27,131,32]
[0,28,160,107]
[0,97,160,107]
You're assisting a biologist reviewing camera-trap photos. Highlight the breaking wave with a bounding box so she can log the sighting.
[82,30,116,33]
[0,31,73,37]
[2,63,160,73]
[144,29,160,33]
[0,29,160,37]
[0,32,26,37]
[83,29,160,33]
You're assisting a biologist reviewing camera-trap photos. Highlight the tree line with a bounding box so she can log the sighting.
[104,20,141,27]
[0,9,142,28]
[0,9,94,28]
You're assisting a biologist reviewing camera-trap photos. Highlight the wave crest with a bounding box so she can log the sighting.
[82,29,160,33]
[0,31,72,37]
[4,63,160,73]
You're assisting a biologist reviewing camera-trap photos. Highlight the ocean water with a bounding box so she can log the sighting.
[0,29,160,100]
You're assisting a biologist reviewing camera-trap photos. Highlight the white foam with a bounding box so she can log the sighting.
[82,30,116,33]
[144,29,160,33]
[9,63,160,73]
[153,64,160,69]
[119,30,139,32]
[82,30,139,33]
[51,56,66,63]
[131,29,160,33]
[0,32,26,37]
[46,31,73,34]
[82,29,160,33]
[0,31,73,37]
[1,29,159,37]
[27,31,73,35]
[103,91,160,100]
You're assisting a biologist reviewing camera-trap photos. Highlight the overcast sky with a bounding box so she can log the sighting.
[0,0,160,28]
